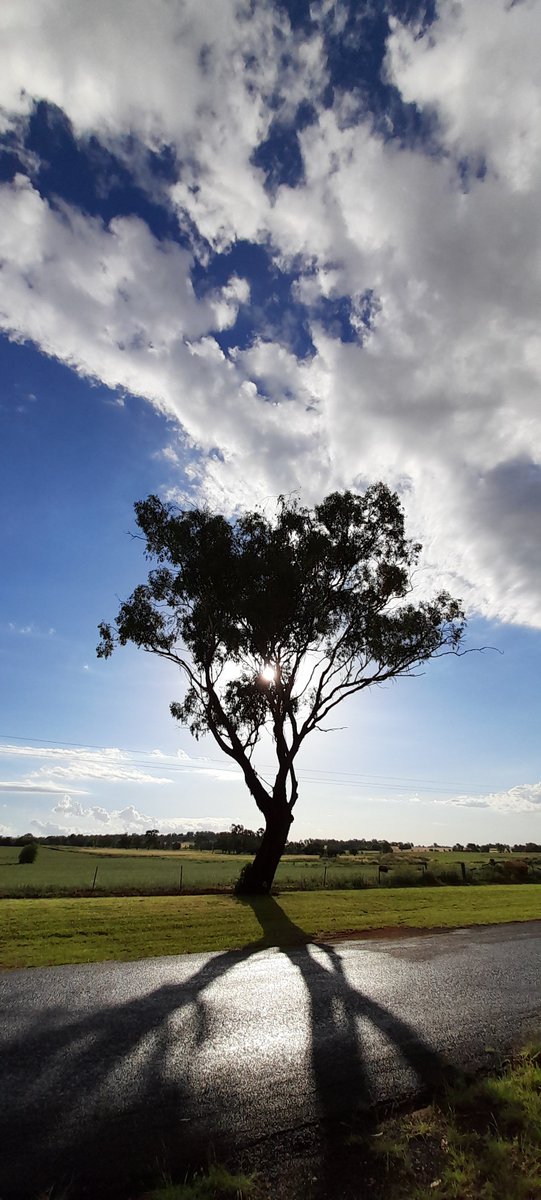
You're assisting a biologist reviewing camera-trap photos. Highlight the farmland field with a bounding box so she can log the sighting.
[1,844,540,898]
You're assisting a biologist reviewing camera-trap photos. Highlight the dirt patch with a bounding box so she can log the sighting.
[315,923,456,944]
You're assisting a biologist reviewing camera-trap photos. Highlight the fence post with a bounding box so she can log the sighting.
[323,864,327,887]
[179,864,183,893]
[92,865,98,892]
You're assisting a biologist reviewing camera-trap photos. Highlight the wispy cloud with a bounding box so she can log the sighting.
[0,744,172,785]
[0,781,87,795]
[0,744,242,799]
[5,622,55,637]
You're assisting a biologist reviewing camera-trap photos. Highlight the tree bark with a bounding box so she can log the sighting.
[235,801,293,895]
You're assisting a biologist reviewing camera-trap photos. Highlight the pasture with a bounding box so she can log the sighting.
[1,843,540,898]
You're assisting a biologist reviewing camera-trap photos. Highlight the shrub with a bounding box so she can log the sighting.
[387,869,421,887]
[415,870,438,886]
[18,841,38,864]
[327,874,369,890]
[434,869,462,886]
[501,859,529,881]
[233,862,255,895]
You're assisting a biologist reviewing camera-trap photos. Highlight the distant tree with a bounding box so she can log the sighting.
[145,829,160,849]
[98,486,465,894]
[18,842,38,864]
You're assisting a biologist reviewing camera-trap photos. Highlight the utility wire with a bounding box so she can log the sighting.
[0,730,497,795]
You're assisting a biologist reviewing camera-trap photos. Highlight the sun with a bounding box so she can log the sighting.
[260,664,276,683]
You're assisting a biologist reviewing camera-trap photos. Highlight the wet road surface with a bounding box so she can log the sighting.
[1,919,540,1198]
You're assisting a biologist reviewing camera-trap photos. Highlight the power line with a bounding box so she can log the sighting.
[0,730,498,796]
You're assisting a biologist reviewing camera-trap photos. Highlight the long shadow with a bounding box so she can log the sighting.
[0,903,458,1199]
[0,941,263,1198]
[243,898,459,1196]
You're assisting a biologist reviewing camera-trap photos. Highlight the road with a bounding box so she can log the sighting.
[1,920,540,1198]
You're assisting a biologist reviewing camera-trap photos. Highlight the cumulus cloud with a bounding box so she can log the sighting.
[0,0,540,625]
[50,796,150,826]
[0,175,321,502]
[439,781,541,815]
[31,806,234,836]
[385,0,541,192]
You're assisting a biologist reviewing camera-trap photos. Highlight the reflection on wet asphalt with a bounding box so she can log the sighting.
[1,917,540,1197]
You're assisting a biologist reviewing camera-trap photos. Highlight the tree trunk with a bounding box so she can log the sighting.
[235,803,293,895]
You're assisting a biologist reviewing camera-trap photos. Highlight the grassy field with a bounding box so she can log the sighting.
[2,844,539,898]
[2,884,541,969]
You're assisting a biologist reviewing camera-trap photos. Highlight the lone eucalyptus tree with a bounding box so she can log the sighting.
[98,485,465,893]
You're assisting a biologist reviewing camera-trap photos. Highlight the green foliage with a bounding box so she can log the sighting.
[146,1164,257,1199]
[99,489,464,754]
[18,841,37,864]
[98,487,465,890]
[344,1042,541,1200]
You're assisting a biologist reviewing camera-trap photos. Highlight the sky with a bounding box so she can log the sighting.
[0,0,540,846]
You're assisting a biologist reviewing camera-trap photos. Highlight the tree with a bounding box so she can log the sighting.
[19,841,38,864]
[98,485,465,894]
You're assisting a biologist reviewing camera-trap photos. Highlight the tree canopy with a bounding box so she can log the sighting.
[98,484,466,892]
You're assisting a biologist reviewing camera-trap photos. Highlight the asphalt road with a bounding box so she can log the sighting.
[1,920,540,1198]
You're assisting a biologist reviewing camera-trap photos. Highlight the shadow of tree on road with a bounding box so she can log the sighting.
[242,898,459,1197]
[0,902,459,1199]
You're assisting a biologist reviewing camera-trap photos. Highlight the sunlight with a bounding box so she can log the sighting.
[260,664,276,683]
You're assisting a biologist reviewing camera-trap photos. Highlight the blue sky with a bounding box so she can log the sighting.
[0,0,540,844]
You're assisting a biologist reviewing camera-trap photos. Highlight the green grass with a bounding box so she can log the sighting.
[2,844,539,898]
[0,844,379,894]
[145,1165,257,1199]
[2,884,541,969]
[361,1042,541,1198]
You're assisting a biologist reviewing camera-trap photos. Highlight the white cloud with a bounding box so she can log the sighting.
[5,622,55,637]
[439,781,541,815]
[31,804,234,836]
[0,782,85,795]
[0,743,242,795]
[0,744,172,785]
[0,1,540,626]
[385,0,541,192]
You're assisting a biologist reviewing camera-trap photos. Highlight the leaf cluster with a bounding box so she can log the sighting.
[98,486,465,801]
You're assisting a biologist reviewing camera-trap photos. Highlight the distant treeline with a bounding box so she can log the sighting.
[2,827,541,856]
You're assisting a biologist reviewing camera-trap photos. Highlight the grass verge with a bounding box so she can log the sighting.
[350,1041,541,1199]
[145,1165,257,1199]
[2,884,540,969]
